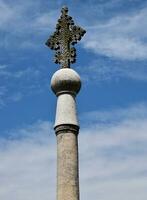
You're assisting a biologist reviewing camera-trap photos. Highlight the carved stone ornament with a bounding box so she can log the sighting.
[45,6,86,68]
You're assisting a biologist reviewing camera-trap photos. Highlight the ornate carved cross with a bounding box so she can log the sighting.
[45,6,86,68]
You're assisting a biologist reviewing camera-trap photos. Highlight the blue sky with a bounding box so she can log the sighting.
[0,0,147,199]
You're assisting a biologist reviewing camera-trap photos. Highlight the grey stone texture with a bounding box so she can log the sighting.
[56,131,79,200]
[51,68,81,127]
[51,68,81,96]
[51,68,81,200]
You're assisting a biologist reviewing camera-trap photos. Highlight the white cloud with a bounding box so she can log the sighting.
[0,86,7,107]
[83,7,147,60]
[0,0,88,34]
[0,0,58,49]
[80,104,147,200]
[78,57,147,82]
[1,0,147,58]
[0,65,7,70]
[0,121,56,200]
[9,92,23,102]
[33,11,58,32]
[0,1,15,29]
[80,103,147,124]
[0,104,147,200]
[0,65,44,107]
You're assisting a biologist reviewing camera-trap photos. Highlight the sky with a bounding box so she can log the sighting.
[0,0,147,199]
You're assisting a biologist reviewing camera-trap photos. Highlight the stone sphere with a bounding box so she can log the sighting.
[51,68,81,96]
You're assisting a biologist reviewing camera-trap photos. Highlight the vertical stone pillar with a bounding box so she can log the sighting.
[51,68,81,200]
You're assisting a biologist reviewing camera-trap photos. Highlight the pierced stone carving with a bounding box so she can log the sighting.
[46,6,86,68]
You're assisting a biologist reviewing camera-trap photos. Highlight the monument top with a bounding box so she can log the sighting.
[45,6,86,69]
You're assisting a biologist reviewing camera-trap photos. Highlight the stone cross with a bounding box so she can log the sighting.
[45,6,86,68]
[46,6,86,200]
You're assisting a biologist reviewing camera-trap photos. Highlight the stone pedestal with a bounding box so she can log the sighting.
[51,68,81,200]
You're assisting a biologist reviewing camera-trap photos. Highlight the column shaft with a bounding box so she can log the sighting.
[56,130,79,200]
[51,68,81,200]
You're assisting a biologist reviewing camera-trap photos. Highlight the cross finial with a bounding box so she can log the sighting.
[45,6,86,68]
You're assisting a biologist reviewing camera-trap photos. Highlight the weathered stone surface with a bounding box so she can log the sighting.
[54,94,79,127]
[51,68,81,96]
[48,7,84,200]
[51,62,81,200]
[57,131,79,200]
[45,6,86,69]
[51,68,81,200]
[51,68,81,128]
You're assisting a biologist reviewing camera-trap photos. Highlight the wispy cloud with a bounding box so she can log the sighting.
[0,65,7,70]
[0,121,56,200]
[78,58,147,82]
[0,0,16,30]
[0,0,59,49]
[0,64,46,107]
[0,86,7,107]
[1,0,147,59]
[80,103,147,200]
[0,0,50,31]
[0,67,41,79]
[80,103,147,125]
[0,103,147,200]
[83,7,147,60]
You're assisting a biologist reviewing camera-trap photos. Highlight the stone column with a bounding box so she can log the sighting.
[51,68,81,200]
